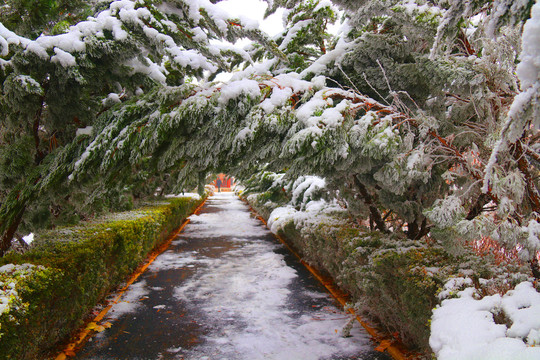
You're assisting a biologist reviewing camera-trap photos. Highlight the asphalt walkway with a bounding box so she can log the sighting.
[75,192,390,360]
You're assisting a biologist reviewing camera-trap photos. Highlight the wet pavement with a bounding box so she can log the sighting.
[75,193,391,360]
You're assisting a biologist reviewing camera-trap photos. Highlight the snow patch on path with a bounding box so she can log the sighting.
[106,280,149,320]
[174,239,369,360]
[185,193,268,238]
[148,250,212,271]
[170,192,371,360]
[91,192,373,359]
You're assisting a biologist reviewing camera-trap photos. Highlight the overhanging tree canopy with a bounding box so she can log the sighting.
[1,0,539,265]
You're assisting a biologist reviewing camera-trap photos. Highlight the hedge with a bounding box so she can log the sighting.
[244,192,529,356]
[0,196,204,360]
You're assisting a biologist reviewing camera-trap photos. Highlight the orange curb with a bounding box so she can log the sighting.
[55,198,207,359]
[244,201,414,360]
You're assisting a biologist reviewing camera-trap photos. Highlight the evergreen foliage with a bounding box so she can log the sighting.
[0,0,539,304]
[1,0,539,356]
[0,0,282,254]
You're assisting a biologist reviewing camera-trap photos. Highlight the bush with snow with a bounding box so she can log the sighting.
[431,281,540,360]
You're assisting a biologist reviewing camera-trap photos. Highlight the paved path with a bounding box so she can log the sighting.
[76,193,390,360]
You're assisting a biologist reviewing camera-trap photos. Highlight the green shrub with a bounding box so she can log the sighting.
[244,193,455,354]
[361,247,449,350]
[0,196,203,360]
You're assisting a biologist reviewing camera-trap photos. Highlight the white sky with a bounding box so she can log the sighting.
[215,0,285,37]
[209,0,342,83]
[212,0,285,82]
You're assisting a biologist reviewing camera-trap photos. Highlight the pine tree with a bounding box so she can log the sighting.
[0,0,538,266]
[0,0,282,254]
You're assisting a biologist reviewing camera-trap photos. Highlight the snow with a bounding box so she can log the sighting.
[106,280,149,320]
[184,0,231,32]
[191,27,208,42]
[218,78,262,104]
[101,93,122,106]
[483,0,540,193]
[0,264,16,274]
[437,276,473,300]
[401,2,443,16]
[234,126,254,144]
[260,86,293,113]
[279,19,314,51]
[268,186,345,237]
[0,22,30,56]
[296,90,329,125]
[0,264,40,315]
[164,192,201,200]
[516,0,540,87]
[216,0,282,35]
[179,256,368,359]
[290,176,326,207]
[313,0,333,12]
[69,121,117,181]
[210,41,253,62]
[524,219,540,254]
[268,205,298,233]
[275,73,323,92]
[125,57,167,83]
[147,250,212,271]
[294,89,346,129]
[430,281,540,360]
[0,0,227,82]
[11,75,42,94]
[22,233,34,245]
[426,195,464,228]
[76,126,94,137]
[91,193,372,358]
[173,49,218,72]
[300,23,353,77]
[185,194,268,238]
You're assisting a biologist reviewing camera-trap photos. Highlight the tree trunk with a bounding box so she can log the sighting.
[406,217,429,240]
[33,80,49,165]
[466,193,491,220]
[354,176,389,233]
[0,207,26,256]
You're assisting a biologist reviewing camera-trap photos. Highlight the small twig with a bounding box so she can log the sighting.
[376,59,392,95]
[337,64,362,95]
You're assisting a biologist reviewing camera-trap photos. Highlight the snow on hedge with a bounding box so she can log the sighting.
[430,281,540,360]
[0,264,42,316]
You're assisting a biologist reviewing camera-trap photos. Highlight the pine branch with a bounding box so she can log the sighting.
[325,88,501,204]
[465,193,491,220]
[524,145,540,164]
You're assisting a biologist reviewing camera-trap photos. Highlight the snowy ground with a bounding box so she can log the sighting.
[76,192,388,360]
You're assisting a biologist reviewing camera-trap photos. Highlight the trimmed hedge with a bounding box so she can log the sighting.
[0,196,204,360]
[270,217,446,352]
[244,193,528,356]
